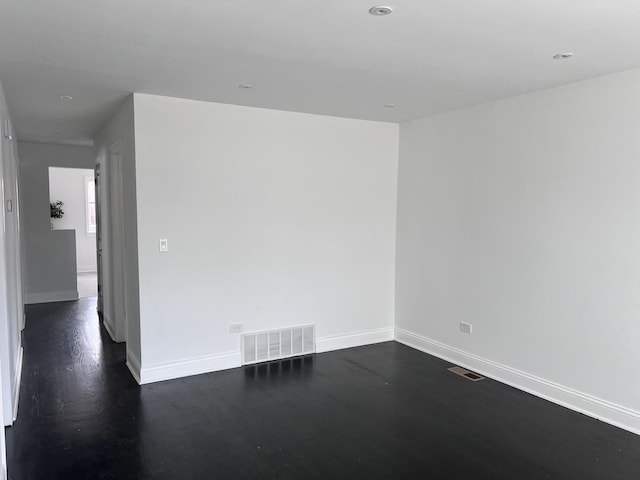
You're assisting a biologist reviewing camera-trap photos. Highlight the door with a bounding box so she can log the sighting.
[109,142,127,343]
[95,163,103,315]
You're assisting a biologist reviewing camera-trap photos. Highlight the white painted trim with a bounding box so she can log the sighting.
[138,327,395,384]
[25,290,79,304]
[126,350,142,385]
[85,175,97,234]
[102,314,117,342]
[140,351,241,384]
[11,346,23,422]
[316,327,394,353]
[77,267,97,274]
[395,328,640,436]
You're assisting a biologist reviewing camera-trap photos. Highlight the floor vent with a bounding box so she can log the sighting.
[448,366,485,381]
[242,325,315,365]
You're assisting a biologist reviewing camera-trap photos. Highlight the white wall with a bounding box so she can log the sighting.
[0,80,23,438]
[19,142,95,303]
[94,95,141,374]
[49,167,97,273]
[133,93,399,382]
[396,68,640,434]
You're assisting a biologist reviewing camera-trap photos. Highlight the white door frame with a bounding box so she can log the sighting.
[0,131,23,428]
[99,140,128,343]
[95,164,103,315]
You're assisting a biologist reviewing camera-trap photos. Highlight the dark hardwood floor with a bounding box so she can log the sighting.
[5,298,640,479]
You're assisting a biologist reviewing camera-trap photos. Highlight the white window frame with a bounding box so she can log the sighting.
[85,175,96,234]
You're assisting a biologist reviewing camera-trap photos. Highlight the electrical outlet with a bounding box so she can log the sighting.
[229,323,243,333]
[459,322,472,334]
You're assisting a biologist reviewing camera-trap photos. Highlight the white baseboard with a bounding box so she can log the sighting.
[25,290,79,304]
[77,267,97,274]
[11,347,23,422]
[137,327,394,385]
[316,327,394,353]
[126,350,142,385]
[102,315,117,342]
[395,328,640,436]
[140,351,241,384]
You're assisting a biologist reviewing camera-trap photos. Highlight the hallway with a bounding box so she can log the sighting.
[5,300,640,479]
[6,299,139,479]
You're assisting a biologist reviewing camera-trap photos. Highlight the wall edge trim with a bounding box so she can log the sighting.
[77,267,97,274]
[102,315,117,343]
[11,346,23,422]
[316,327,394,353]
[394,328,640,436]
[25,291,78,304]
[138,327,395,385]
[140,351,241,384]
[126,350,142,385]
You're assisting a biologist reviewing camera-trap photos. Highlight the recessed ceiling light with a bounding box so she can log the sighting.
[369,6,393,16]
[238,84,253,89]
[58,95,74,100]
[553,52,574,60]
[384,104,396,108]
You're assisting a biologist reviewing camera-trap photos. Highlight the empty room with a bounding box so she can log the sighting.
[0,1,639,479]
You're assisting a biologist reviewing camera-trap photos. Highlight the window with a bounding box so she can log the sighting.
[85,176,96,234]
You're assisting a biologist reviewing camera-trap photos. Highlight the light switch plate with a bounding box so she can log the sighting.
[159,238,168,252]
[229,323,243,333]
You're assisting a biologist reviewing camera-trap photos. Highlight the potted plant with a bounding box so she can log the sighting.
[50,200,64,229]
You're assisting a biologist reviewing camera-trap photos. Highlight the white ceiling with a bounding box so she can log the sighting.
[2,0,640,144]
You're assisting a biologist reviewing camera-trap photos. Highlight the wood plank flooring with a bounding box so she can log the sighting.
[5,298,640,479]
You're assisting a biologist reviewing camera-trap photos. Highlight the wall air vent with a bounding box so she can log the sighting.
[242,325,315,365]
[447,366,485,382]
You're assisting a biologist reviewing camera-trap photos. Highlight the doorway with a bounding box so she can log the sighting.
[48,167,98,299]
[95,140,128,343]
